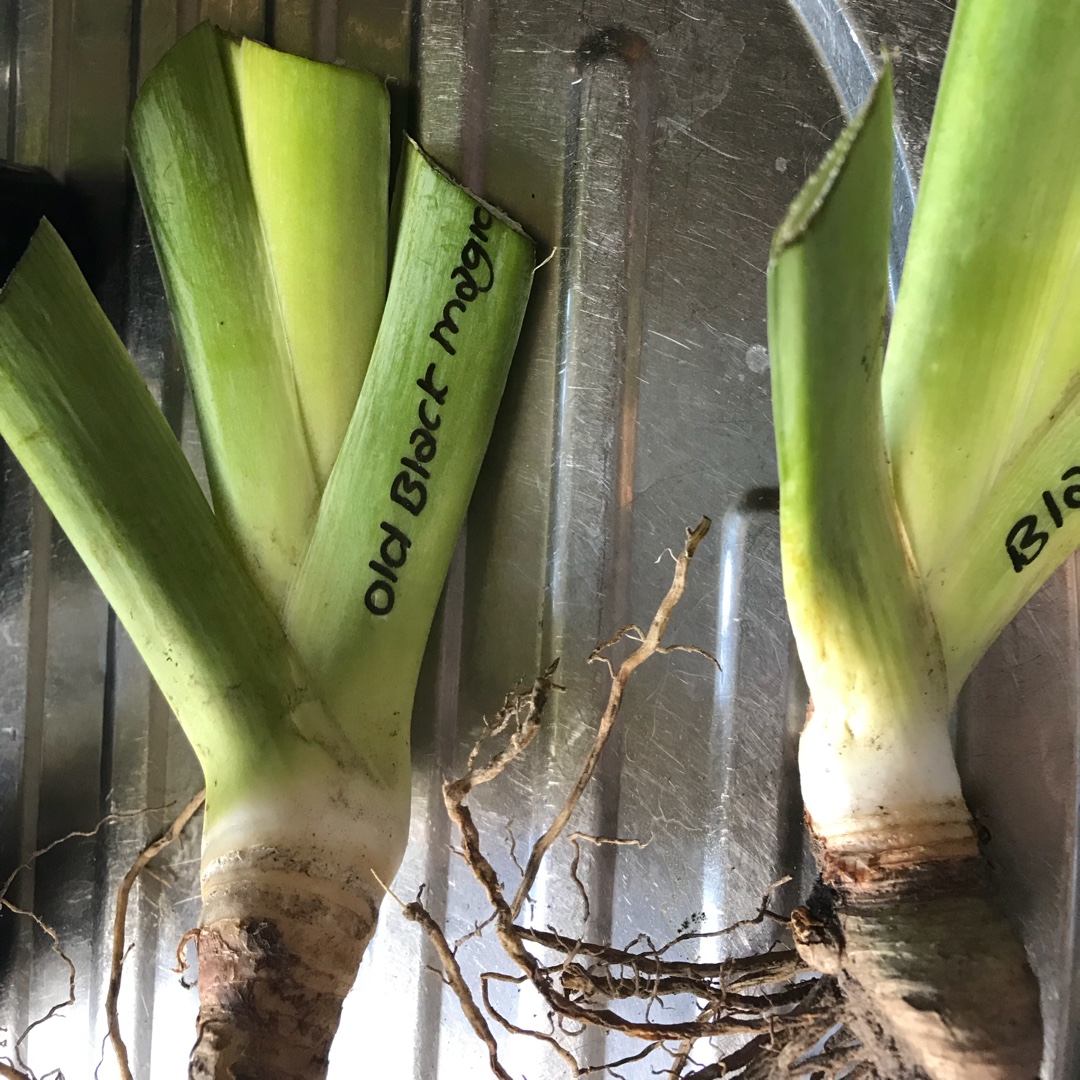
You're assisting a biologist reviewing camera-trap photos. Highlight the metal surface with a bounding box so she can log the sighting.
[0,1,1076,1078]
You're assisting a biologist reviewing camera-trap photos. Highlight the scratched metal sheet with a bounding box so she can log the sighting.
[0,1,1078,1078]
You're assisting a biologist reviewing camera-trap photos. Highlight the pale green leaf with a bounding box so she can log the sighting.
[129,22,320,609]
[236,38,389,487]
[0,222,342,809]
[769,67,947,730]
[884,0,1080,590]
[284,140,535,786]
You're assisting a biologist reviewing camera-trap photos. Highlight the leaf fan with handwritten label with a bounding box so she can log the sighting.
[767,2,1080,1076]
[883,0,1080,697]
[0,22,534,1080]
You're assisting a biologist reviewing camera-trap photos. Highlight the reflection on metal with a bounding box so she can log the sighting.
[788,0,877,117]
[706,489,806,961]
[526,30,652,1067]
[788,0,914,297]
[0,2,1076,1078]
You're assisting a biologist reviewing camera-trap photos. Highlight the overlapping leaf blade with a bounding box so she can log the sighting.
[883,0,1080,691]
[0,223,321,799]
[285,141,535,785]
[769,67,944,736]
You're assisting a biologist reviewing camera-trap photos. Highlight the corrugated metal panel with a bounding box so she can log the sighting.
[0,2,1077,1077]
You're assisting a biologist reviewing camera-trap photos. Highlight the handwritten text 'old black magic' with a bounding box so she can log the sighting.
[363,204,496,616]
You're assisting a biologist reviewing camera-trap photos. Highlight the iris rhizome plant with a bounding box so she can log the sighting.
[770,2,1080,1077]
[0,23,532,1079]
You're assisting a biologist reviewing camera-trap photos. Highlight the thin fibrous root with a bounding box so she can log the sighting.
[106,788,205,1080]
[400,520,873,1077]
[2,800,200,1080]
[508,518,712,920]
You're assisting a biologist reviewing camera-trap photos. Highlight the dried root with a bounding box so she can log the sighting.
[0,794,204,1080]
[391,520,904,1078]
[2,827,93,1079]
[105,788,205,1080]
